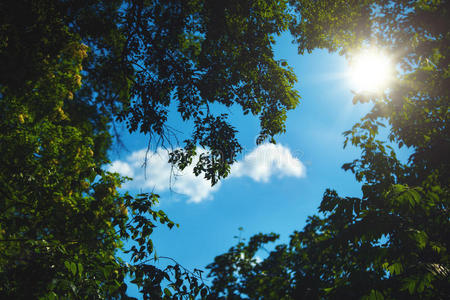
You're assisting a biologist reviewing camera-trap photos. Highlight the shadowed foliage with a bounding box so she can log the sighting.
[208,1,449,299]
[0,0,298,298]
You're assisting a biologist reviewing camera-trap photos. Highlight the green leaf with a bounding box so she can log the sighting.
[77,263,83,277]
[413,231,428,249]
[408,279,416,294]
[387,262,403,275]
[365,289,384,300]
[164,288,172,297]
[64,261,71,272]
[70,262,77,276]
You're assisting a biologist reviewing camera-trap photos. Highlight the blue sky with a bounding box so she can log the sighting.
[108,33,376,294]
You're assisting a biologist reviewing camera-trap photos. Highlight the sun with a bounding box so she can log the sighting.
[349,50,393,93]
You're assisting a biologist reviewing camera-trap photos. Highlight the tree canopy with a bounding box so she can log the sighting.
[207,0,449,299]
[0,0,298,298]
[1,0,448,299]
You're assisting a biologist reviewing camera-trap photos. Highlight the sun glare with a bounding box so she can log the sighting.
[349,50,392,93]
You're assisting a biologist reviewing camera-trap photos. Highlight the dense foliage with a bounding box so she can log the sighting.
[0,0,298,298]
[2,0,448,298]
[208,0,449,299]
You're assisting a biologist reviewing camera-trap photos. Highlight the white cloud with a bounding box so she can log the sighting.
[109,160,134,178]
[230,143,306,182]
[108,148,220,203]
[107,144,305,203]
